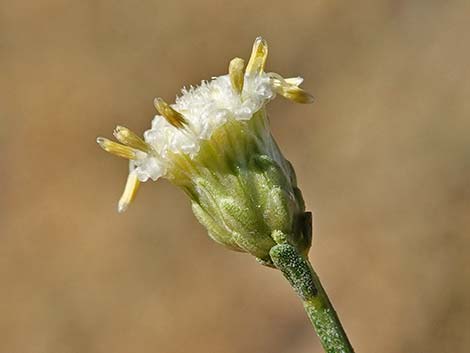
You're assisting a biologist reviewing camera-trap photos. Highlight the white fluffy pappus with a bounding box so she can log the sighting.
[137,73,276,182]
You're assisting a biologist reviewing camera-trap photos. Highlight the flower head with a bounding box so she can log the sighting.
[97,37,313,263]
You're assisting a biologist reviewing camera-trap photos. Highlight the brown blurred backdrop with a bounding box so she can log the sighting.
[1,1,469,352]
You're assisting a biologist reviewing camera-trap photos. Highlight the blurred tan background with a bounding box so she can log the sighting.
[1,0,469,352]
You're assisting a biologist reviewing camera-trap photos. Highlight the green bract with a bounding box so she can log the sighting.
[184,110,311,263]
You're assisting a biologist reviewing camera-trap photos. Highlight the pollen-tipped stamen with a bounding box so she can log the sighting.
[246,37,268,75]
[154,97,187,128]
[269,74,314,104]
[229,57,245,95]
[114,126,152,153]
[118,170,140,213]
[279,85,314,104]
[96,137,139,160]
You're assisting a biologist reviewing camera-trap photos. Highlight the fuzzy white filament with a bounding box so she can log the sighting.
[137,73,276,182]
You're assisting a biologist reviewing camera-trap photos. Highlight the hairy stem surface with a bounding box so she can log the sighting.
[270,243,354,353]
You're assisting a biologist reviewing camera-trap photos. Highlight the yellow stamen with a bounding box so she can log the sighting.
[270,74,314,104]
[154,97,187,128]
[96,137,138,159]
[118,171,140,213]
[113,126,152,153]
[229,57,245,95]
[278,85,314,104]
[246,36,268,75]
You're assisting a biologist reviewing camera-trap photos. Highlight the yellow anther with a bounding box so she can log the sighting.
[113,126,152,153]
[246,36,268,75]
[279,85,314,104]
[96,137,137,160]
[118,171,140,213]
[229,57,245,95]
[154,97,187,128]
[270,74,314,104]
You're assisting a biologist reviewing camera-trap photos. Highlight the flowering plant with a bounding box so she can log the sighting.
[97,37,354,353]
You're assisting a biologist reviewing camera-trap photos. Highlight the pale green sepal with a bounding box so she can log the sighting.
[191,202,242,251]
[263,187,295,235]
[219,198,275,259]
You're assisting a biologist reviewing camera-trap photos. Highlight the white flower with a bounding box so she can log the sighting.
[97,37,313,219]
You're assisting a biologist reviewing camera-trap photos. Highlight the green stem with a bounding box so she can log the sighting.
[269,243,355,353]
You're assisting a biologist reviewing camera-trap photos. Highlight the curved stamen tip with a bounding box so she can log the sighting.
[284,87,314,104]
[284,77,304,86]
[96,137,137,159]
[246,36,268,75]
[229,57,245,95]
[154,97,187,128]
[113,125,152,153]
[118,171,140,213]
[269,74,314,104]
